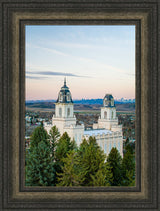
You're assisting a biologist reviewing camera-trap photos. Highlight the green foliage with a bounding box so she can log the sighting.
[91,162,113,186]
[76,136,112,186]
[54,132,77,179]
[26,125,135,187]
[30,125,49,149]
[55,132,76,162]
[25,126,56,186]
[107,147,123,186]
[25,141,55,186]
[121,148,135,186]
[49,126,60,157]
[57,137,113,187]
[57,151,80,186]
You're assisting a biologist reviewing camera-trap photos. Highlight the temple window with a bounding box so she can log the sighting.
[112,111,114,119]
[67,94,70,101]
[104,111,107,119]
[60,94,63,101]
[67,108,70,117]
[111,99,114,106]
[59,108,62,117]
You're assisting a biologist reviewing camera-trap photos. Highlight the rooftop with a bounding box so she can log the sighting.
[84,129,112,136]
[56,78,73,104]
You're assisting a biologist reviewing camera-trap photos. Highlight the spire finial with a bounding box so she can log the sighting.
[64,77,66,86]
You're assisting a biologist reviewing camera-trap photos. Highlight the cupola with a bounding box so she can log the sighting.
[56,78,73,103]
[103,94,115,107]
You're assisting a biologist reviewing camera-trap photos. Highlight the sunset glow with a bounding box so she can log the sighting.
[26,25,135,100]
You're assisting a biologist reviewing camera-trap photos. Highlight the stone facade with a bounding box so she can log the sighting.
[44,80,123,157]
[84,94,123,157]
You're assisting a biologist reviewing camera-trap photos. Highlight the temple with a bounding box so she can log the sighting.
[44,79,123,157]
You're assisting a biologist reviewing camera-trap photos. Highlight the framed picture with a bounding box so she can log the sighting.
[1,0,159,210]
[25,24,136,188]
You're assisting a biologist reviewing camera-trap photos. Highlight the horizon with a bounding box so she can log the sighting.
[26,25,135,100]
[25,97,135,102]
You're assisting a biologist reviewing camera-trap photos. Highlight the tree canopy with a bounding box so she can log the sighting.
[25,126,56,186]
[107,147,123,186]
[26,126,135,187]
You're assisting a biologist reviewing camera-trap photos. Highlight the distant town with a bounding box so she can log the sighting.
[25,98,135,150]
[26,98,135,104]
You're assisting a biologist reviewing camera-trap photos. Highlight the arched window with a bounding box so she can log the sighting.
[112,111,114,119]
[59,108,62,117]
[104,111,107,119]
[67,94,70,101]
[104,99,108,106]
[111,99,114,106]
[60,94,63,101]
[67,108,70,117]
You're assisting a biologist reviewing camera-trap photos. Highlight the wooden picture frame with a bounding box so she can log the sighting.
[0,0,159,210]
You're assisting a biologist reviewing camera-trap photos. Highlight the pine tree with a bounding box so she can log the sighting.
[49,125,60,157]
[107,147,123,186]
[30,125,49,149]
[54,132,77,177]
[57,150,80,186]
[55,132,77,161]
[25,125,56,186]
[76,136,109,186]
[91,162,113,186]
[121,148,135,186]
[26,141,55,186]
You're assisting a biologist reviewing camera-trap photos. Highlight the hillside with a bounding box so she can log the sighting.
[26,102,135,112]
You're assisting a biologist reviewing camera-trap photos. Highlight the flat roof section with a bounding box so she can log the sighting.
[84,129,112,136]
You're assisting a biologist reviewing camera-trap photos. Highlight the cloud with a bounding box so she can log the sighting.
[26,71,89,78]
[26,43,68,56]
[78,56,132,75]
[26,75,48,80]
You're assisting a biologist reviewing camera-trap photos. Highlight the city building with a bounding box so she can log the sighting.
[44,79,123,157]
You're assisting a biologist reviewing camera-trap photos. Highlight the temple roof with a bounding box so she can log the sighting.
[103,94,115,107]
[84,129,112,136]
[56,78,73,103]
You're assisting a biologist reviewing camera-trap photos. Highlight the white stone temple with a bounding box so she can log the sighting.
[44,79,123,157]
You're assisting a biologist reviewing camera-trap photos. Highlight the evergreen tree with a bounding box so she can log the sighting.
[55,132,76,163]
[91,162,113,186]
[49,125,60,157]
[78,138,88,155]
[121,149,135,186]
[30,125,49,149]
[26,141,55,186]
[25,126,56,186]
[76,136,110,186]
[57,150,80,186]
[107,147,123,186]
[54,132,77,176]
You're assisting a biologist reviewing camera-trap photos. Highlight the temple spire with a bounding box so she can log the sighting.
[64,77,66,86]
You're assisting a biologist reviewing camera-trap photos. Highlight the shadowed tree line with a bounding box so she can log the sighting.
[25,124,135,187]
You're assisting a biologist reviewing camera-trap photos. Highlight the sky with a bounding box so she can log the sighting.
[25,25,135,100]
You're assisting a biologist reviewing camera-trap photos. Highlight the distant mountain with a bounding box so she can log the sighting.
[26,98,135,105]
[26,99,56,104]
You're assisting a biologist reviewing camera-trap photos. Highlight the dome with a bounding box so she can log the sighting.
[56,78,73,103]
[103,94,115,107]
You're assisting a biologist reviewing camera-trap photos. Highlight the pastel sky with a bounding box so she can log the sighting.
[25,25,135,100]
